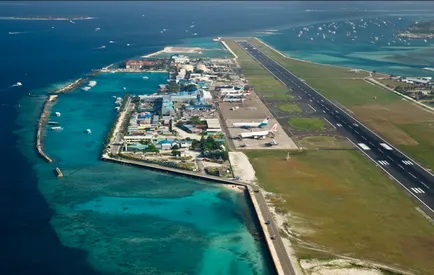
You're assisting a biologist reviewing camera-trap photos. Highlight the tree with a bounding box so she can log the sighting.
[191,139,199,149]
[172,144,180,150]
[171,150,181,157]
[191,116,201,125]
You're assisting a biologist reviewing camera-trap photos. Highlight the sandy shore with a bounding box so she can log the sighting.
[141,46,204,58]
[228,152,256,183]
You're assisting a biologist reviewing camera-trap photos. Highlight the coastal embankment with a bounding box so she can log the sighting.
[36,95,57,163]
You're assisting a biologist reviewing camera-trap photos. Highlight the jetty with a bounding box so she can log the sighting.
[36,95,57,163]
[55,167,63,177]
[53,77,88,94]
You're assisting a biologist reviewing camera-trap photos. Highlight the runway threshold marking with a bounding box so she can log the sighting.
[411,187,425,194]
[402,160,414,165]
[378,160,390,166]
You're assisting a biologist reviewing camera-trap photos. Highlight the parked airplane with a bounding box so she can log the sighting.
[238,124,278,139]
[233,117,269,129]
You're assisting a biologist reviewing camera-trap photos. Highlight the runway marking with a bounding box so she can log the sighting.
[357,143,370,150]
[397,164,404,169]
[386,155,393,161]
[380,143,393,150]
[378,148,384,154]
[335,110,339,113]
[321,99,324,102]
[298,96,302,99]
[409,172,417,179]
[324,118,336,129]
[369,142,374,146]
[378,160,390,166]
[309,99,313,102]
[308,104,316,112]
[411,187,425,194]
[420,182,430,189]
[348,125,353,129]
[322,110,326,113]
[336,123,342,127]
[402,160,414,165]
[354,130,359,134]
[361,136,367,140]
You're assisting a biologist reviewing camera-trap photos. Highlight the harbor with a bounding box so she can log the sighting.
[36,95,57,163]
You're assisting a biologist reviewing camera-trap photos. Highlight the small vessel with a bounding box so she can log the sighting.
[112,96,117,99]
[55,112,61,117]
[86,129,91,134]
[143,76,149,80]
[88,80,97,87]
[81,86,91,91]
[95,27,100,31]
[16,82,22,86]
[123,87,126,90]
[48,121,59,125]
[126,43,130,47]
[109,40,115,43]
[51,126,63,131]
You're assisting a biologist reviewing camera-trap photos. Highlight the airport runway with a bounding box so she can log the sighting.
[236,40,434,214]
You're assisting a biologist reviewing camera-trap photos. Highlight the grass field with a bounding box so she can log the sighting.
[278,103,302,113]
[225,41,292,100]
[297,136,353,149]
[247,150,434,274]
[289,117,326,131]
[245,38,434,169]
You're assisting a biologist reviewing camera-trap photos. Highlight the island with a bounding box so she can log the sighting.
[398,20,434,39]
[0,16,95,21]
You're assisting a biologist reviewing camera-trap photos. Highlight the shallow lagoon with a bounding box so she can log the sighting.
[16,72,275,274]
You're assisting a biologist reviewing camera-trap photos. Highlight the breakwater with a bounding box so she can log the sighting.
[36,95,57,163]
[53,77,88,94]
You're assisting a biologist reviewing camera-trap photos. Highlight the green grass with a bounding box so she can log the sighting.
[298,136,353,149]
[278,103,302,113]
[247,150,434,274]
[289,117,326,131]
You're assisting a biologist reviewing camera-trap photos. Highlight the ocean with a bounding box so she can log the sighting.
[2,2,434,274]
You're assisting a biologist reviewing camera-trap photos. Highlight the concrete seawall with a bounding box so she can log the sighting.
[36,96,55,163]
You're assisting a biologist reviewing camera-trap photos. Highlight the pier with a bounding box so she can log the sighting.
[36,95,57,163]
[102,155,286,275]
[55,167,63,177]
[53,77,88,94]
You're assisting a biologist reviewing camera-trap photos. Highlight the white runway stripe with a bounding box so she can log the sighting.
[411,187,425,194]
[402,160,414,165]
[378,160,390,166]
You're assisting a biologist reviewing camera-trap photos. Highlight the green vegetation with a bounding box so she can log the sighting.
[225,40,292,100]
[247,150,434,274]
[199,136,228,160]
[277,103,302,113]
[298,136,353,149]
[242,38,434,169]
[289,117,326,131]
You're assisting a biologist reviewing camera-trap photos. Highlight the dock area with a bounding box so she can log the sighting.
[36,95,56,163]
[55,167,63,177]
[53,77,88,94]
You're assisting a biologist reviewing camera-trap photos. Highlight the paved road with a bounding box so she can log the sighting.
[236,40,434,213]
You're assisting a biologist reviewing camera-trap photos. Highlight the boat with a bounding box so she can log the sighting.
[88,80,97,87]
[51,126,63,131]
[143,76,149,80]
[15,82,22,86]
[86,129,91,134]
[48,121,59,125]
[81,86,91,91]
[54,112,61,117]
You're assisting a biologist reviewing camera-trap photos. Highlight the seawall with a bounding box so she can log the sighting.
[36,96,55,163]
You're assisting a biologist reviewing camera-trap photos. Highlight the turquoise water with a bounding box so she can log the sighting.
[16,71,274,275]
[257,14,434,77]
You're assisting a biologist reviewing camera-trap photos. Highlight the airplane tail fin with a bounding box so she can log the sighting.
[270,124,278,133]
[262,116,270,124]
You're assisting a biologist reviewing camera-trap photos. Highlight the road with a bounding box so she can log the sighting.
[236,40,434,214]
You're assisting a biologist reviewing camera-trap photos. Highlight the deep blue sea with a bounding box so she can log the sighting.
[2,2,434,274]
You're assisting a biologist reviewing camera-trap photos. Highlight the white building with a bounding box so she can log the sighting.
[172,55,190,64]
[124,135,154,144]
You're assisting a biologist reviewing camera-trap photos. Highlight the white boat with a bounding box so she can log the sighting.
[16,82,22,86]
[95,27,100,31]
[81,86,91,91]
[123,87,126,90]
[143,76,149,80]
[86,129,91,134]
[109,40,115,44]
[51,126,63,131]
[55,112,61,117]
[88,81,97,87]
